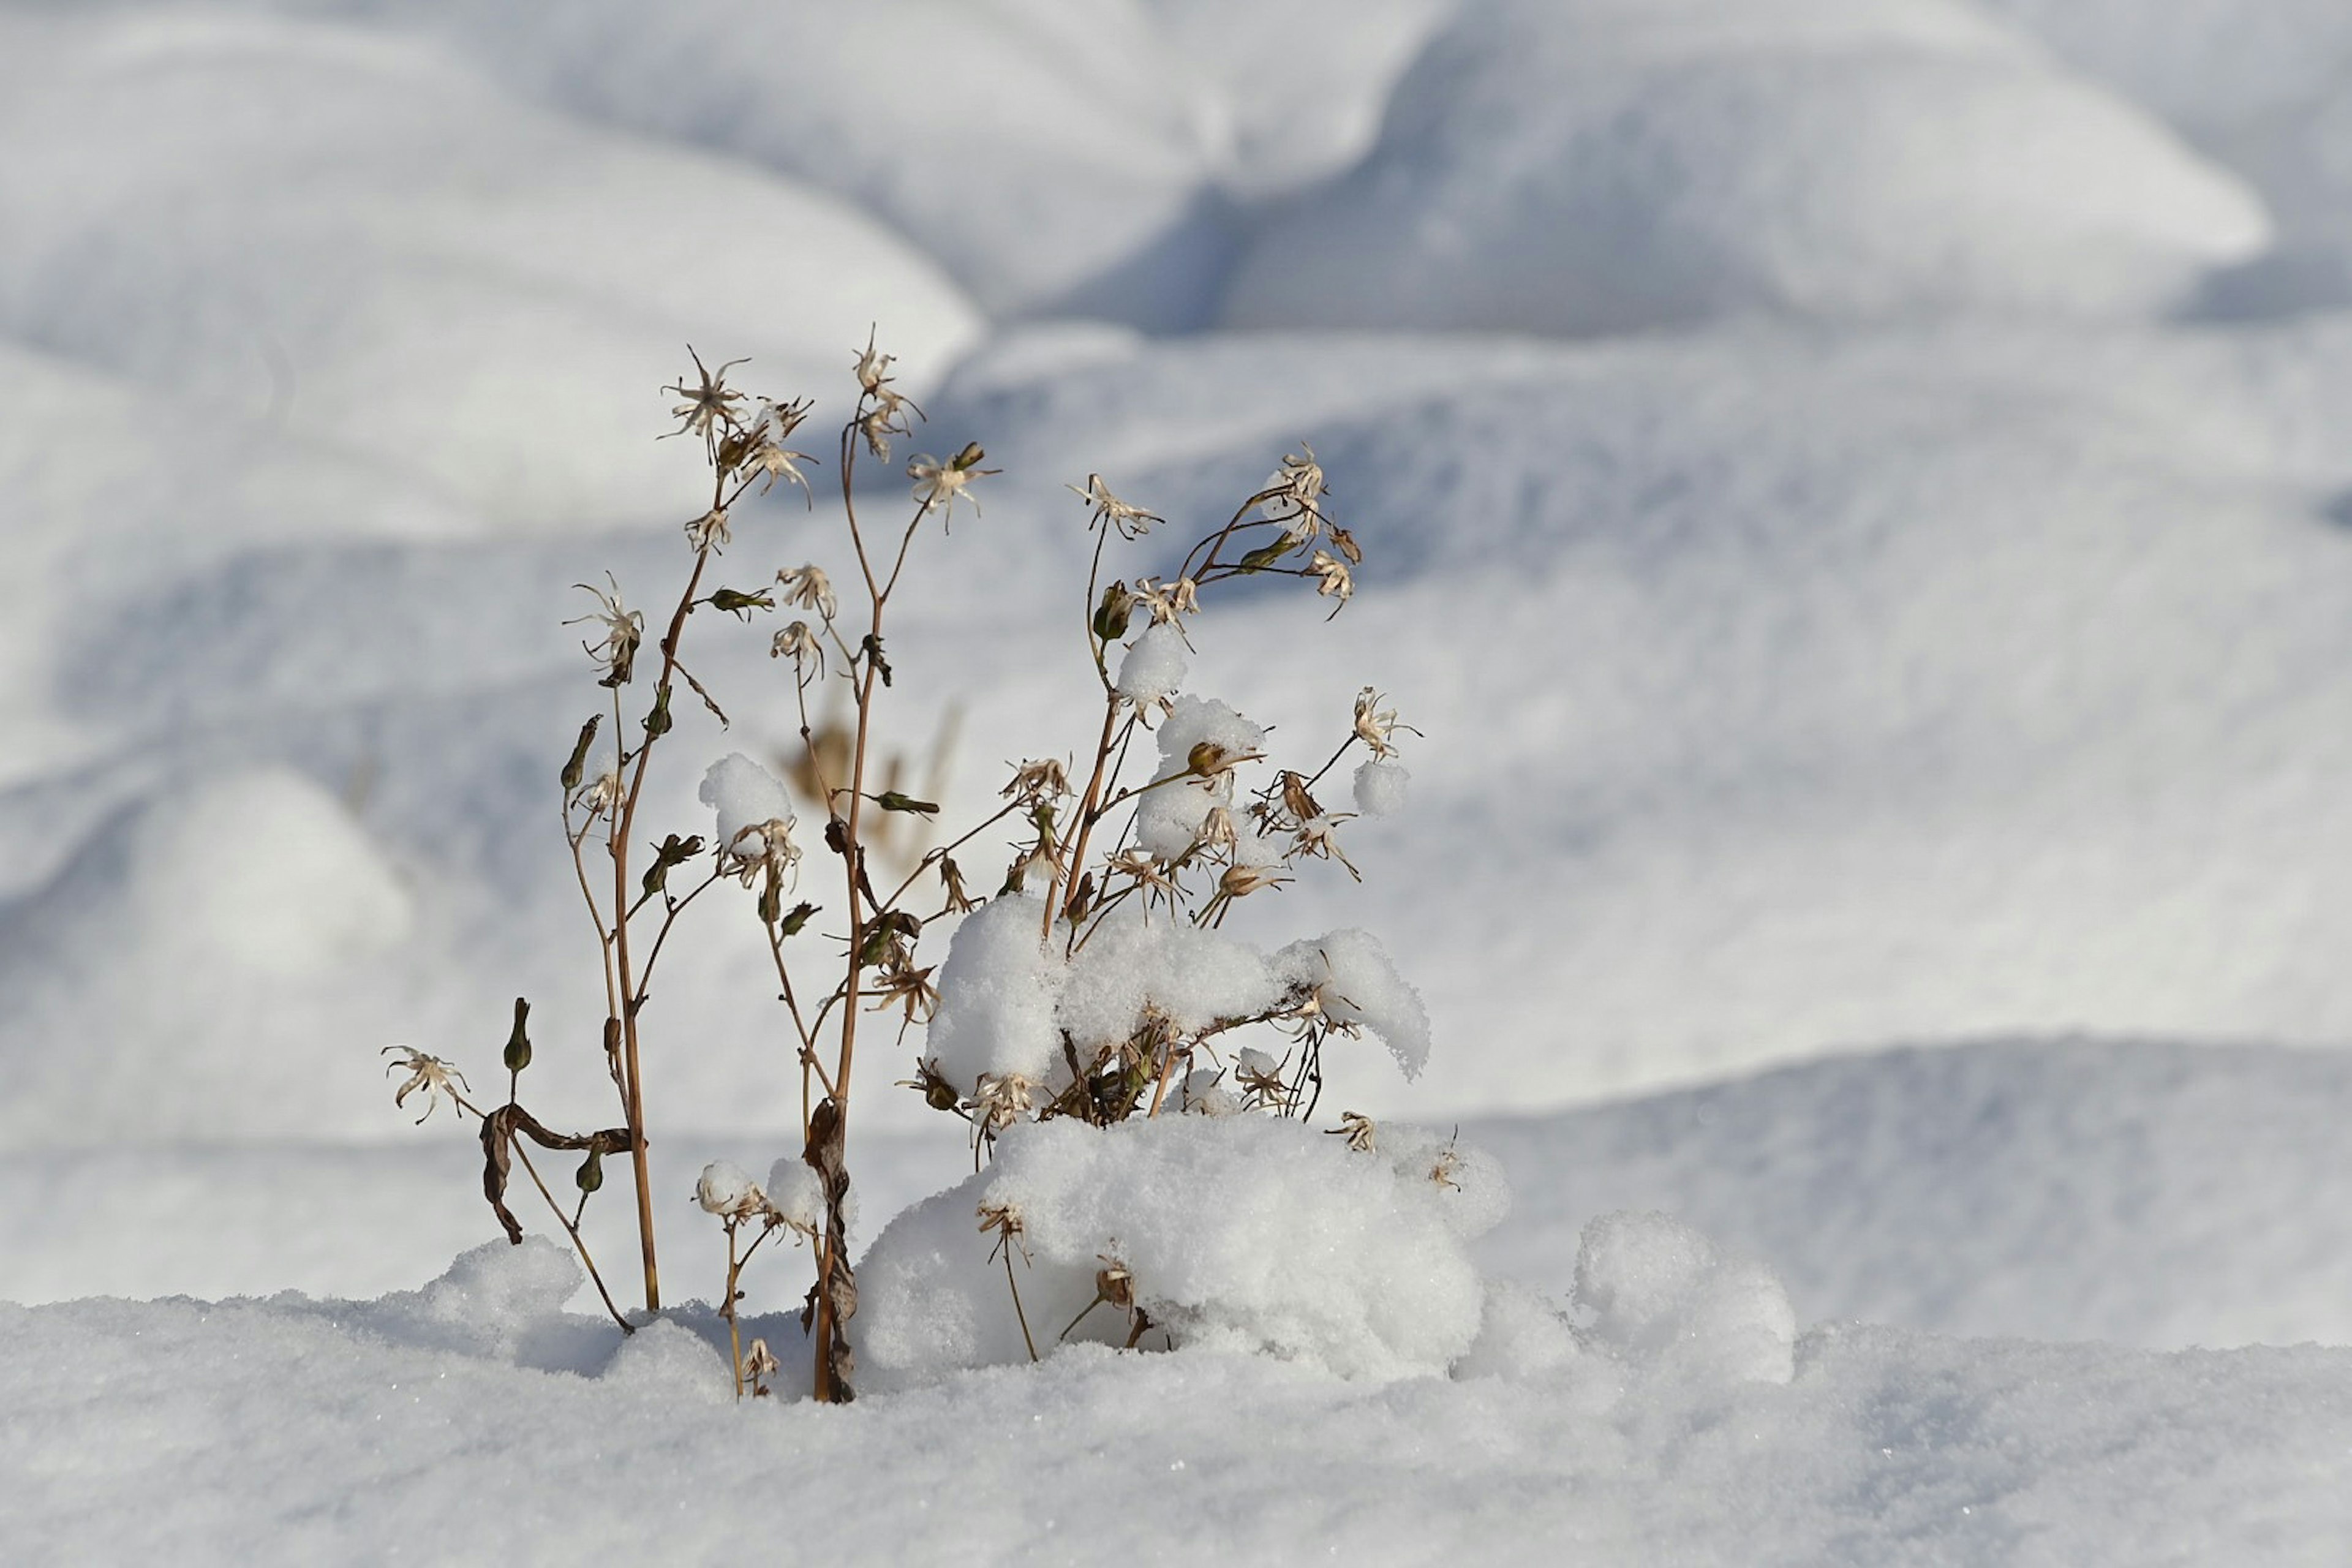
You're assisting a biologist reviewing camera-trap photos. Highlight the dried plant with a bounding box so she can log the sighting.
[391,334,1417,1406]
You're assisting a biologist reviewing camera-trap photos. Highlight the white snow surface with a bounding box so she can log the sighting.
[1222,0,2271,334]
[12,0,2352,1558]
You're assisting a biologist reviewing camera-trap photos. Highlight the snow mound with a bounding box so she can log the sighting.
[0,765,416,1144]
[854,1114,1498,1389]
[1221,0,2271,334]
[304,0,1223,324]
[1576,1210,1796,1385]
[16,764,413,978]
[1472,1037,2352,1350]
[1975,0,2352,134]
[0,10,980,528]
[12,1275,2352,1561]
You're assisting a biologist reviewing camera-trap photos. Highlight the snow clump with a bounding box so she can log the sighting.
[853,1113,1502,1390]
[1275,929,1432,1079]
[1131,695,1266,861]
[924,902,1431,1100]
[922,894,1068,1091]
[698,752,794,858]
[1574,1210,1797,1386]
[1114,621,1189,706]
[1352,758,1410,819]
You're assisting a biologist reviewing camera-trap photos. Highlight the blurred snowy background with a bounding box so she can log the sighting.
[6,0,2352,1351]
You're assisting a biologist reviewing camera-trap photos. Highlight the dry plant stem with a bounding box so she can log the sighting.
[510,1139,633,1334]
[1005,1250,1040,1362]
[452,1087,632,1335]
[801,416,913,1404]
[1046,693,1127,944]
[607,520,717,1316]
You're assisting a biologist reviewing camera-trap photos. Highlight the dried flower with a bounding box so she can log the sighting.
[1259,444,1327,542]
[851,331,922,458]
[978,1199,1031,1265]
[776,565,837,622]
[1306,549,1353,610]
[770,620,825,674]
[868,958,941,1025]
[1069,473,1161,539]
[1234,1046,1290,1109]
[1002,757,1072,804]
[854,333,897,399]
[744,402,816,502]
[719,816,801,890]
[971,1071,1036,1134]
[665,349,748,441]
[382,1047,469,1125]
[571,765,623,820]
[1134,576,1201,626]
[685,506,733,554]
[908,443,995,524]
[566,575,644,687]
[1108,847,1180,910]
[1330,1110,1378,1153]
[1352,687,1410,758]
[742,1337,781,1394]
[1292,815,1360,880]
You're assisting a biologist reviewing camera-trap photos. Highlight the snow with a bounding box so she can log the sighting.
[1221,0,2271,334]
[857,1113,1493,1388]
[10,0,2352,1556]
[697,752,794,858]
[1352,758,1410,818]
[1112,619,1189,706]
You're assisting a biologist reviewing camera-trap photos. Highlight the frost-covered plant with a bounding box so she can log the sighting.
[391,336,1430,1403]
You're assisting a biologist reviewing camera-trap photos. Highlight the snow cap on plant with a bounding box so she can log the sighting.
[695,1161,764,1219]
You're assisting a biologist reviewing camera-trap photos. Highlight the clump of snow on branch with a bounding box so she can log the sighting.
[1352,758,1409,819]
[1275,929,1431,1079]
[1114,621,1189,706]
[1132,696,1267,860]
[924,894,1068,1090]
[698,752,794,855]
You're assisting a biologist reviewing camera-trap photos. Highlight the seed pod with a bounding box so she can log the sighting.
[710,587,774,617]
[1188,741,1232,777]
[575,1148,604,1194]
[502,997,532,1076]
[560,716,601,794]
[643,683,674,739]
[1093,582,1136,643]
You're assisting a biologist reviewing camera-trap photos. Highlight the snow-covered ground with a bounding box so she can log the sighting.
[7,1,2352,1559]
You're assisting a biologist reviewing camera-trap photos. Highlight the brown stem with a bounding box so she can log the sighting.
[1046,693,1125,944]
[609,545,716,1315]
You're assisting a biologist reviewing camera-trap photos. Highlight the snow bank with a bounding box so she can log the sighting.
[288,0,1223,325]
[1473,1036,2352,1351]
[1221,0,2271,334]
[7,1266,2352,1562]
[0,10,980,528]
[0,766,415,1144]
[1975,0,2352,135]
